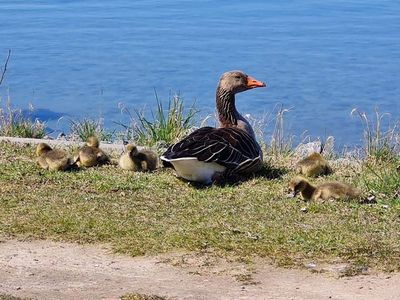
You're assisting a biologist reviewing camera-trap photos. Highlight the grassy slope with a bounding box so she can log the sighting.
[0,141,399,271]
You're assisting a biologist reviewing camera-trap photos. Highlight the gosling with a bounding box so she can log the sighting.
[119,144,158,172]
[36,143,72,171]
[288,176,361,201]
[75,136,110,167]
[295,152,331,177]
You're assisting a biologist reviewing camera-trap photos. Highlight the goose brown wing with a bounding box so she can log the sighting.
[162,127,261,171]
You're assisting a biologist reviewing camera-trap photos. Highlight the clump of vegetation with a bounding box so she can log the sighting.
[360,159,400,201]
[0,100,46,138]
[121,293,167,300]
[351,108,400,159]
[0,51,47,139]
[266,104,294,157]
[117,91,198,147]
[0,294,26,300]
[68,117,112,142]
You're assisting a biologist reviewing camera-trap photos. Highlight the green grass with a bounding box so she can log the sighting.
[0,142,399,272]
[0,100,46,138]
[68,117,112,142]
[117,92,198,147]
[360,159,400,199]
[121,293,167,300]
[0,295,27,300]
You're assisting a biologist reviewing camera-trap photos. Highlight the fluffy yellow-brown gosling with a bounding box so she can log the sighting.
[75,136,109,167]
[288,176,361,201]
[119,144,158,172]
[36,143,72,171]
[295,152,331,177]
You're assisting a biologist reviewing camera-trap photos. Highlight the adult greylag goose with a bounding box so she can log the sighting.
[161,70,266,184]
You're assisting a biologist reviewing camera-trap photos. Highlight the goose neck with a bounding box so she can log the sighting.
[216,87,238,127]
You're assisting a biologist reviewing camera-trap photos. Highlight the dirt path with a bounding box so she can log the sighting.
[0,240,399,300]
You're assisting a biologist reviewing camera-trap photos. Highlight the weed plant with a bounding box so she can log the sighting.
[351,108,400,159]
[68,117,112,142]
[117,91,198,147]
[0,99,46,138]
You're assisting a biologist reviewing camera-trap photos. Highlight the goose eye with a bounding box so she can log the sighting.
[235,75,241,80]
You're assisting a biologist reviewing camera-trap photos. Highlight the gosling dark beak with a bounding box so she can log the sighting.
[246,76,266,89]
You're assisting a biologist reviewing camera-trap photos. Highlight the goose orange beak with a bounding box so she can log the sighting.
[247,76,266,88]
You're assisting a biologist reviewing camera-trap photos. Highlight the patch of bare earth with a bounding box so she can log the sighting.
[0,240,399,300]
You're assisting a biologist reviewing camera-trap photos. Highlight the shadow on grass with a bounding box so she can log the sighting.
[176,162,288,189]
[255,163,288,180]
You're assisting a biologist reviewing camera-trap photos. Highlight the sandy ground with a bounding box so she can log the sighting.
[0,240,399,300]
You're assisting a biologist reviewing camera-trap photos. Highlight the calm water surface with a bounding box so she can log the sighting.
[1,0,399,146]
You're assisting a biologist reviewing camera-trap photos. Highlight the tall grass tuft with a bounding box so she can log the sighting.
[351,108,400,159]
[117,91,198,147]
[69,117,112,142]
[0,99,46,138]
[268,104,294,157]
[361,160,400,201]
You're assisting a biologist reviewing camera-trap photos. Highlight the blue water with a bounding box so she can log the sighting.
[1,0,399,147]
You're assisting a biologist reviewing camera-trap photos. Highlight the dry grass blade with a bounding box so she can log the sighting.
[0,49,11,86]
[351,107,400,159]
[267,104,294,157]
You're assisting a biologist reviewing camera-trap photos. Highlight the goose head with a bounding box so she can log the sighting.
[126,144,139,156]
[288,176,310,197]
[218,70,266,94]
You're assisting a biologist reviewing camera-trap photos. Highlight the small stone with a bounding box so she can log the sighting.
[300,207,308,213]
[306,262,317,269]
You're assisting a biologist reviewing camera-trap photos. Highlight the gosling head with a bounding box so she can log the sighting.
[86,136,99,148]
[218,70,266,94]
[36,143,52,156]
[126,143,138,156]
[288,176,309,197]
